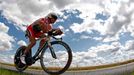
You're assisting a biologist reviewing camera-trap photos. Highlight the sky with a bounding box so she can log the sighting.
[0,0,134,67]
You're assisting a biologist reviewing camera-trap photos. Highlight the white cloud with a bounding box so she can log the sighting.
[69,3,104,34]
[0,54,14,64]
[93,37,103,41]
[0,22,9,32]
[102,34,120,42]
[80,35,103,41]
[0,0,79,31]
[0,23,14,51]
[125,40,134,50]
[70,40,134,67]
[1,40,134,67]
[0,0,57,31]
[80,35,92,39]
[68,0,134,38]
[57,25,64,30]
[70,23,92,33]
[1,0,133,35]
[68,0,134,55]
[17,40,27,46]
[0,0,106,32]
[48,0,75,9]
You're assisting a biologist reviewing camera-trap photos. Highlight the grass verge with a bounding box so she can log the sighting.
[0,68,29,75]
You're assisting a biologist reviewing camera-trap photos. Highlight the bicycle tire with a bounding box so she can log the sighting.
[40,41,72,75]
[14,46,28,72]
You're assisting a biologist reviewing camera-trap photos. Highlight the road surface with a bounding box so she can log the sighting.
[0,60,134,75]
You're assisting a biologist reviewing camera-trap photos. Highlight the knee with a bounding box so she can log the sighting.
[30,40,36,46]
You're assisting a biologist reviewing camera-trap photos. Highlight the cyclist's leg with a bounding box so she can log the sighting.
[24,36,36,54]
[20,27,36,64]
[24,29,36,55]
[39,38,47,49]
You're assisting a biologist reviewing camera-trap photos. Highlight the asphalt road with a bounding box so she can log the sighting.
[0,61,134,75]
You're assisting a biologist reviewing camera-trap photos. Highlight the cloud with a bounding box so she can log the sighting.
[1,40,134,67]
[69,0,134,37]
[102,34,120,42]
[0,54,14,64]
[0,0,56,31]
[125,40,134,50]
[1,0,133,35]
[0,0,108,32]
[48,0,75,9]
[80,35,92,39]
[0,22,15,51]
[17,40,27,46]
[70,40,134,67]
[0,22,9,32]
[68,0,134,50]
[104,5,133,36]
[69,3,104,33]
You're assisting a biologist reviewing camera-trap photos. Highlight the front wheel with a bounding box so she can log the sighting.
[40,41,72,75]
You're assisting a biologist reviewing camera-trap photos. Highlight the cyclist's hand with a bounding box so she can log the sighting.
[48,29,63,36]
[53,29,63,35]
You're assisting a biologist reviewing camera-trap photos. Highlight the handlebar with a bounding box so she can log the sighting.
[35,29,63,41]
[51,35,62,41]
[36,33,62,41]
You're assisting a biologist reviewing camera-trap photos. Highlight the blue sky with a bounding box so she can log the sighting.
[0,0,134,67]
[0,9,102,54]
[0,9,103,52]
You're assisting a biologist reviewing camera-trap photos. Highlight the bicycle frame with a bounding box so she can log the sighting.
[32,35,62,63]
[32,40,48,62]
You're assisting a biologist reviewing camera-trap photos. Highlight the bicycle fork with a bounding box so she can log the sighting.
[48,42,57,59]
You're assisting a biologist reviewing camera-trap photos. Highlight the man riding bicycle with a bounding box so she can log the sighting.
[20,13,63,64]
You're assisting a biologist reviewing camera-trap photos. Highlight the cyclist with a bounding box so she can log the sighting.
[20,13,63,64]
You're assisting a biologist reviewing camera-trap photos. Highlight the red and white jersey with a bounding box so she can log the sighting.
[27,18,52,38]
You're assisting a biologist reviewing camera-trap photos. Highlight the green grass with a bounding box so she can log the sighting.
[0,68,29,75]
[131,72,134,75]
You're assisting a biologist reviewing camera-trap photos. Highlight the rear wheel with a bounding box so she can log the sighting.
[40,41,72,75]
[14,46,28,72]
